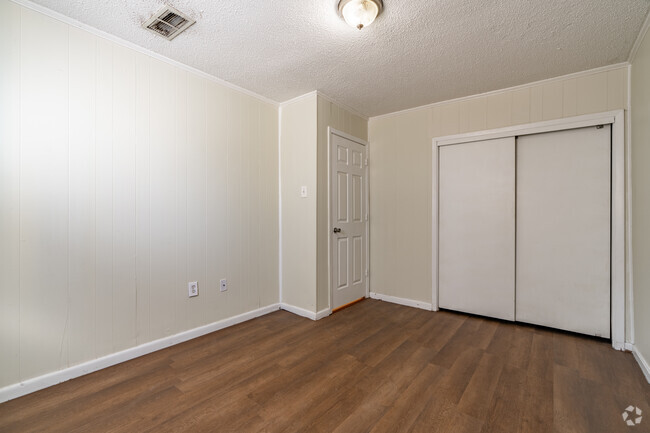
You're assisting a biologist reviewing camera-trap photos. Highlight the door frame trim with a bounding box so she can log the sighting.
[431,110,626,350]
[328,127,370,311]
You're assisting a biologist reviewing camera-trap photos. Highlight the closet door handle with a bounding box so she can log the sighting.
[333,227,341,233]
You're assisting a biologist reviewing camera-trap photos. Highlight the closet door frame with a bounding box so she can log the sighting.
[431,110,626,350]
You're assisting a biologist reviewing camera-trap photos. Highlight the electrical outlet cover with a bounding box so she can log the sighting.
[188,281,198,297]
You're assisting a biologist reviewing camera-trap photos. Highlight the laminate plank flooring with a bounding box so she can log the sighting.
[0,299,648,433]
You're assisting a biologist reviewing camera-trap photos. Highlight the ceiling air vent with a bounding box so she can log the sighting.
[143,6,195,41]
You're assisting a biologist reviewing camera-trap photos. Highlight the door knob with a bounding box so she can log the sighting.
[333,227,342,233]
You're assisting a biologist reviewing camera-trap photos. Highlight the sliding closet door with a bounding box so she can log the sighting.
[438,137,516,321]
[516,126,611,337]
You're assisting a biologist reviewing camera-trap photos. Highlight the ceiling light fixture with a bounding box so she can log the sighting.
[338,0,383,30]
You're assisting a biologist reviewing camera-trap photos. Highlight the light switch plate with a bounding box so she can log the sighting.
[220,279,227,292]
[300,186,307,198]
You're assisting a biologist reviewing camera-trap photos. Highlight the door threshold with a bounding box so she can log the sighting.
[332,297,366,313]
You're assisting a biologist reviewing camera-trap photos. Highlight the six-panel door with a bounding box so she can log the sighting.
[331,132,367,310]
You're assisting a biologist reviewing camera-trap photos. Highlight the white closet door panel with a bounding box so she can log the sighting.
[438,137,516,320]
[516,126,611,338]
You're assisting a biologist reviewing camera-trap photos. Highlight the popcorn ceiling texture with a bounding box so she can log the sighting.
[28,0,650,117]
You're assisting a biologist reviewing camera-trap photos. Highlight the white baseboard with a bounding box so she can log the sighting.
[626,343,650,384]
[280,303,331,321]
[369,292,433,311]
[0,303,281,403]
[315,308,332,320]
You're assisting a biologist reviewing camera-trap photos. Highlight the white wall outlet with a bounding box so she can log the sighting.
[300,186,308,198]
[220,279,227,292]
[188,281,198,297]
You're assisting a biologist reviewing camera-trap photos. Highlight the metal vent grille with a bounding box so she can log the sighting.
[143,6,195,41]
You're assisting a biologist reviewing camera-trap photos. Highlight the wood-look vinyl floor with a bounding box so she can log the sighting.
[1,299,649,433]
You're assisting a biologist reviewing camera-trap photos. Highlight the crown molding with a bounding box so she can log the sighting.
[9,0,280,108]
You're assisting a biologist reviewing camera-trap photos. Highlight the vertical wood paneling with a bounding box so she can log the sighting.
[542,81,563,120]
[631,20,650,371]
[248,99,261,310]
[206,82,229,315]
[393,109,431,298]
[149,59,177,339]
[459,97,487,132]
[112,44,137,351]
[576,72,608,115]
[316,97,330,311]
[429,106,441,137]
[228,90,245,314]
[529,85,543,122]
[259,103,279,307]
[281,95,318,311]
[0,0,21,388]
[186,74,207,328]
[68,27,97,366]
[439,103,460,136]
[511,88,531,125]
[562,79,577,117]
[95,37,114,357]
[607,68,628,110]
[368,115,399,298]
[239,95,251,314]
[20,7,70,378]
[1,1,280,389]
[175,69,188,332]
[486,92,511,129]
[134,53,151,345]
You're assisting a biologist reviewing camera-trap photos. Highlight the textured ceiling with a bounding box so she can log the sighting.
[27,0,650,117]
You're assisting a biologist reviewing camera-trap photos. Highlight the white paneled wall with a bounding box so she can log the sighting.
[280,93,368,314]
[631,19,650,374]
[368,64,629,320]
[280,95,318,312]
[0,0,279,388]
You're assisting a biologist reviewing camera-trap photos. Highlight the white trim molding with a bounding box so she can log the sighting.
[625,344,650,384]
[432,110,627,350]
[315,308,333,320]
[280,303,331,321]
[369,292,433,311]
[0,304,281,403]
[9,0,279,108]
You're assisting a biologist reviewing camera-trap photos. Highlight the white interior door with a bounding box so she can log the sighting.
[438,137,516,320]
[516,126,611,337]
[331,131,367,310]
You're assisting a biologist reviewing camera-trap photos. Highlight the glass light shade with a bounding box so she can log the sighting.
[340,0,381,30]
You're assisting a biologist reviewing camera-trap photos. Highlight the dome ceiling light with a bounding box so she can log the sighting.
[338,0,383,30]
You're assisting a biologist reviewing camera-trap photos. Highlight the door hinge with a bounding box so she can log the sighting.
[365,269,369,277]
[365,158,368,167]
[365,213,368,221]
